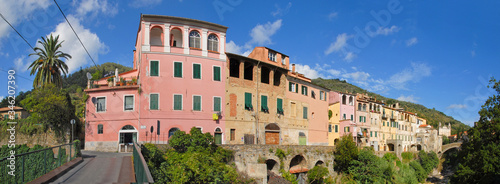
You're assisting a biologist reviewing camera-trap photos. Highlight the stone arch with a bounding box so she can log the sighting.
[387,143,395,151]
[266,159,279,174]
[289,155,307,172]
[315,160,324,166]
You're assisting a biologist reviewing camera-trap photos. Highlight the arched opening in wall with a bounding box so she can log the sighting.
[229,59,240,78]
[266,159,279,174]
[299,132,306,145]
[150,27,163,46]
[119,125,137,152]
[417,144,422,151]
[261,66,270,84]
[315,160,324,166]
[207,34,219,52]
[342,95,346,105]
[273,71,282,86]
[189,31,201,48]
[170,28,182,47]
[349,96,353,105]
[168,127,180,138]
[387,143,395,151]
[334,138,339,146]
[265,123,280,145]
[244,62,253,81]
[214,128,222,145]
[289,155,308,174]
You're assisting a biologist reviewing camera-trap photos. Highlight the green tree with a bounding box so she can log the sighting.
[334,134,358,173]
[28,34,71,88]
[417,150,438,174]
[307,165,329,184]
[451,78,500,184]
[347,148,387,183]
[442,136,451,145]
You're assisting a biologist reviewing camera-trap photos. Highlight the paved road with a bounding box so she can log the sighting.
[49,151,135,184]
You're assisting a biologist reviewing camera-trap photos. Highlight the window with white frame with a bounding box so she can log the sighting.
[281,55,286,65]
[124,95,134,111]
[268,51,276,62]
[189,31,201,48]
[207,34,218,52]
[96,97,106,112]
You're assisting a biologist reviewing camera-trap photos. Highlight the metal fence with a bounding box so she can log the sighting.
[132,141,154,184]
[0,141,80,184]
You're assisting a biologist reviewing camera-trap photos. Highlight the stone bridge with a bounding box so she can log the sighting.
[221,145,335,182]
[438,142,462,158]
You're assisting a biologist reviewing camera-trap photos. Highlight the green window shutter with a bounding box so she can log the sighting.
[335,125,338,133]
[150,61,159,76]
[193,64,201,79]
[359,116,362,122]
[383,121,385,126]
[150,94,158,110]
[370,131,373,137]
[289,82,293,91]
[261,95,268,112]
[193,96,201,111]
[214,97,221,111]
[213,66,221,81]
[174,62,183,77]
[295,84,299,93]
[351,115,353,120]
[347,127,350,132]
[3,114,7,120]
[14,114,18,119]
[303,107,308,119]
[174,95,182,110]
[277,98,283,114]
[245,93,253,110]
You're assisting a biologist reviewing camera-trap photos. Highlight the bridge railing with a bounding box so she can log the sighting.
[0,141,80,184]
[132,141,154,184]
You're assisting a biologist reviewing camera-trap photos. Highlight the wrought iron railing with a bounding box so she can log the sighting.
[0,141,80,184]
[132,141,154,184]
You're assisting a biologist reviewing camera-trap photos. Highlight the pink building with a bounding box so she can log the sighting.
[329,91,356,140]
[85,15,227,152]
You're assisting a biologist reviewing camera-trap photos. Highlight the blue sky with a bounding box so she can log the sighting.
[0,0,499,126]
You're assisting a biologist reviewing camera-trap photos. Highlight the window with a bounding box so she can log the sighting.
[193,63,201,79]
[124,95,134,111]
[150,61,159,76]
[3,114,7,120]
[320,91,325,100]
[349,96,353,105]
[174,62,183,78]
[328,125,332,132]
[150,27,163,46]
[261,67,270,84]
[230,129,235,141]
[193,95,201,111]
[98,124,103,134]
[213,97,221,112]
[281,56,286,65]
[370,131,373,137]
[291,102,297,117]
[335,125,338,133]
[358,103,362,111]
[363,104,366,111]
[342,95,347,105]
[273,71,281,86]
[96,97,106,112]
[268,51,276,61]
[213,66,221,81]
[343,114,346,120]
[244,62,253,80]
[207,34,218,52]
[229,59,240,78]
[174,94,183,110]
[383,121,385,126]
[261,95,268,113]
[344,126,350,132]
[245,92,253,110]
[150,94,159,110]
[351,114,353,121]
[15,114,18,119]
[311,91,316,99]
[303,106,308,119]
[289,82,298,93]
[277,98,284,115]
[301,86,308,96]
[169,128,179,138]
[189,31,201,48]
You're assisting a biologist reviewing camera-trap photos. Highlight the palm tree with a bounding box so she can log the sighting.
[28,34,71,88]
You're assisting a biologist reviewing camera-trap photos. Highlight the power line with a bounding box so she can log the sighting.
[0,12,34,51]
[0,68,33,81]
[53,0,98,68]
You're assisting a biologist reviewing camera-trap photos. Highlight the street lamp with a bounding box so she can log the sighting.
[70,119,75,142]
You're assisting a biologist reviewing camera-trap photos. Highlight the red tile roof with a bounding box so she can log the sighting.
[0,106,24,112]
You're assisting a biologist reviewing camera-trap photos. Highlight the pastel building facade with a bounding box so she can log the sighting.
[328,99,340,146]
[85,15,227,151]
[330,91,356,142]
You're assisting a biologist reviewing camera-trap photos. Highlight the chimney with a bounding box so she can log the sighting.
[292,64,295,73]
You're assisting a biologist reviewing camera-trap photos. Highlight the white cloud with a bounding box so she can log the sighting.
[368,25,400,37]
[226,40,243,54]
[248,19,283,45]
[328,12,338,20]
[327,69,341,77]
[325,33,350,55]
[447,104,468,109]
[344,52,356,61]
[14,56,30,72]
[0,0,50,42]
[271,2,292,17]
[397,95,419,103]
[387,62,431,90]
[295,64,321,79]
[342,71,370,81]
[129,0,162,8]
[47,15,108,73]
[406,37,418,47]
[74,0,118,19]
[0,96,4,101]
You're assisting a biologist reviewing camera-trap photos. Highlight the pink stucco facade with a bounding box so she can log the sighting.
[329,91,356,138]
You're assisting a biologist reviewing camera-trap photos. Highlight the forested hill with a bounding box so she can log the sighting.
[62,62,133,90]
[312,78,470,135]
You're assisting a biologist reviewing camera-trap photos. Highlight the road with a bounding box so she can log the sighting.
[49,151,135,184]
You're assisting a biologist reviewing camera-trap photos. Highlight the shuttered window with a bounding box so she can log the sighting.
[150,94,158,110]
[174,62,183,78]
[150,61,159,76]
[213,66,221,81]
[193,96,201,111]
[174,95,182,110]
[277,98,283,114]
[214,97,221,112]
[193,63,201,79]
[335,125,338,133]
[303,107,308,119]
[244,93,253,110]
[261,95,268,112]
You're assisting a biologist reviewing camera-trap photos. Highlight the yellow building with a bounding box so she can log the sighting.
[0,106,29,120]
[328,102,340,146]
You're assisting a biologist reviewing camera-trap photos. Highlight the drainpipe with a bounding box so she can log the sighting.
[255,60,261,144]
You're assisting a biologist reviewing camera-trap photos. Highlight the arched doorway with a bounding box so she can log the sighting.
[387,143,395,151]
[299,132,306,145]
[119,125,137,152]
[417,144,422,151]
[168,127,180,138]
[214,128,222,145]
[265,123,280,145]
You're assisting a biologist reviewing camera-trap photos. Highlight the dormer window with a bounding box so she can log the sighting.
[268,51,276,62]
[189,31,201,49]
[281,56,286,65]
[207,34,219,52]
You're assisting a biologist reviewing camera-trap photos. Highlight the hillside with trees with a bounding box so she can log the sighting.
[312,78,470,135]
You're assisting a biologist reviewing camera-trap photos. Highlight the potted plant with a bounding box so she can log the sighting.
[107,77,114,87]
[126,80,133,86]
[119,77,125,86]
[131,77,137,85]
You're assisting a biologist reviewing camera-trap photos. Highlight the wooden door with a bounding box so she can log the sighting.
[265,132,279,145]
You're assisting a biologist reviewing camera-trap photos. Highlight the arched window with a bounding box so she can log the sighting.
[170,28,183,47]
[358,103,362,111]
[150,27,163,46]
[207,34,218,52]
[342,95,346,105]
[363,104,366,111]
[349,96,353,106]
[168,127,179,138]
[189,31,201,49]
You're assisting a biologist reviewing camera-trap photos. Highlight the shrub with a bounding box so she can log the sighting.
[308,165,329,184]
[383,152,399,162]
[401,152,414,163]
[334,134,358,173]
